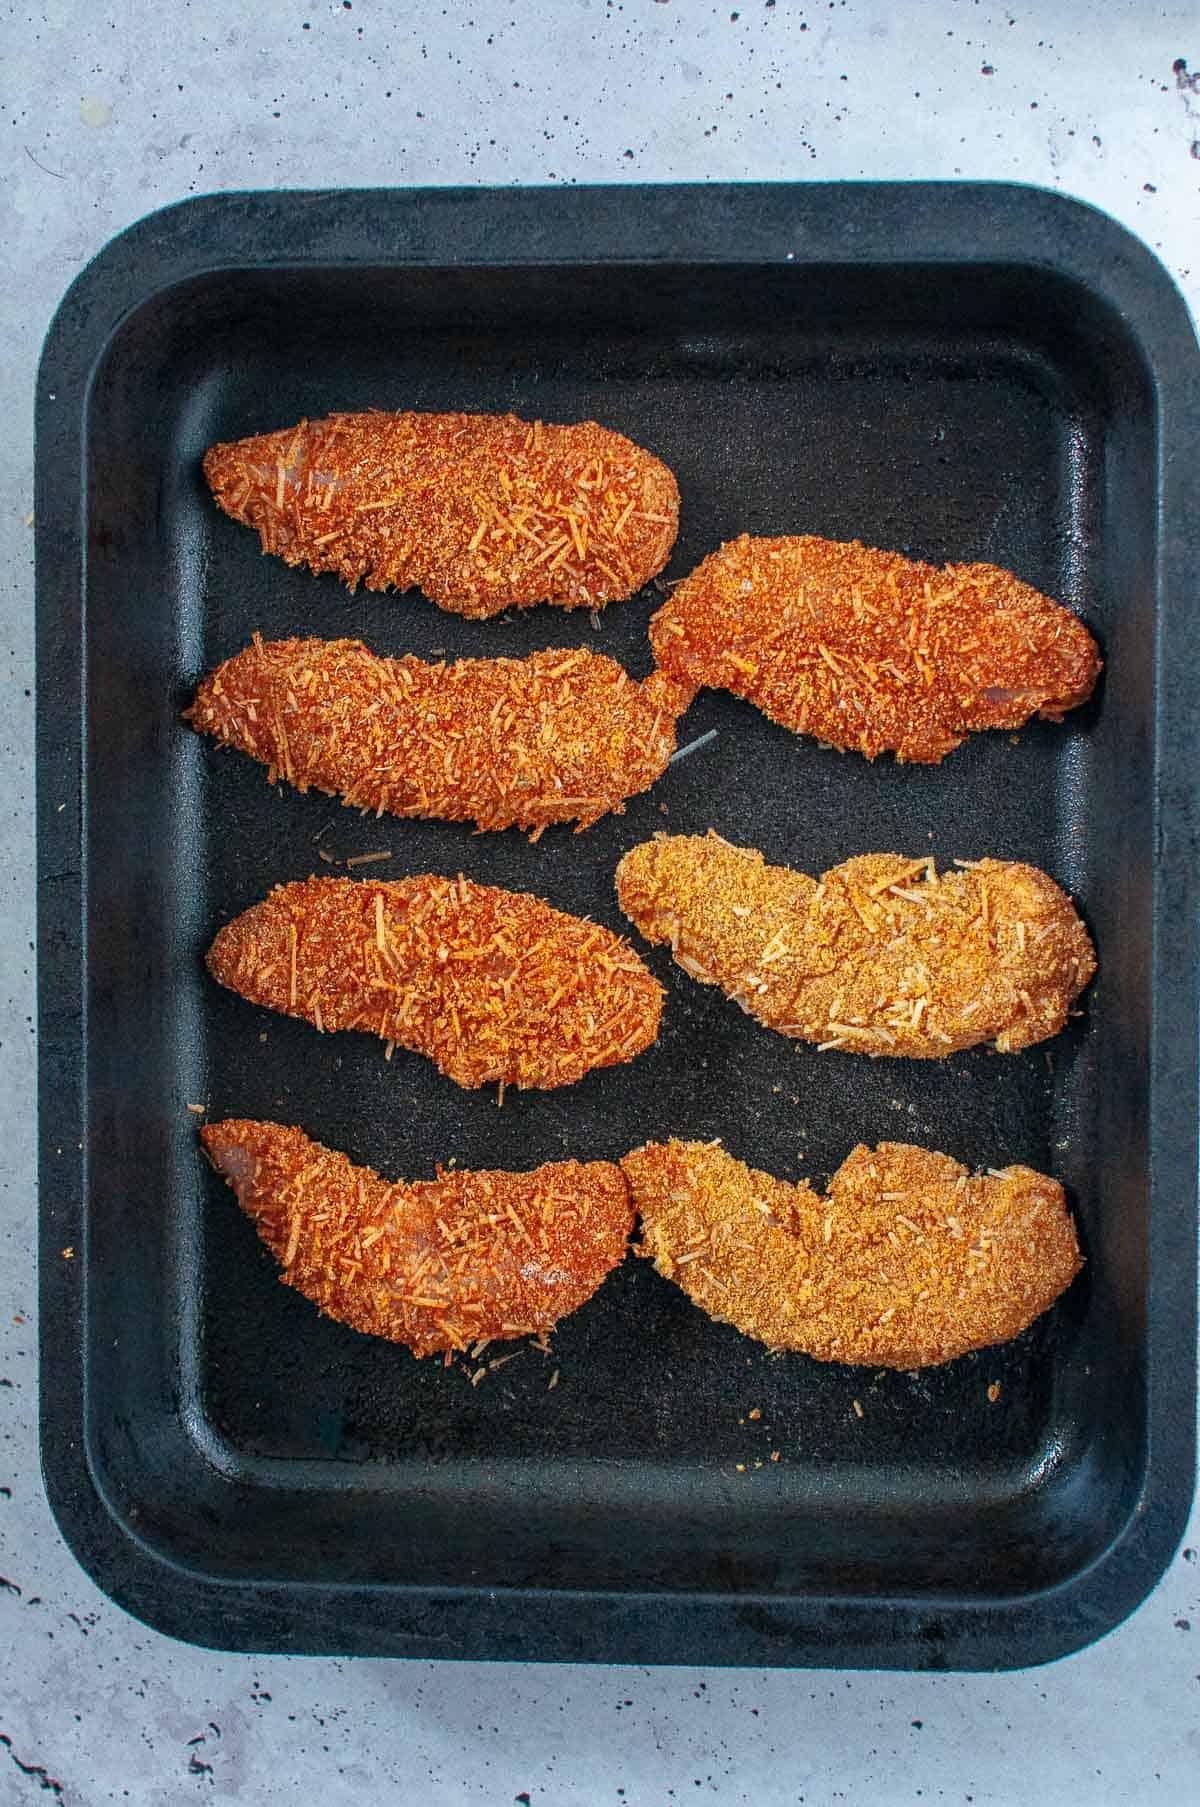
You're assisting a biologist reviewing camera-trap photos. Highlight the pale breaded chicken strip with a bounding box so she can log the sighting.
[616,833,1095,1056]
[186,635,695,834]
[208,875,663,1091]
[202,1119,633,1358]
[621,1138,1082,1367]
[650,534,1101,762]
[204,410,679,617]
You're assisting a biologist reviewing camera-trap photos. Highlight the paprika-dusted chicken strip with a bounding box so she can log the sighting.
[616,834,1095,1056]
[185,635,696,834]
[650,534,1101,762]
[204,410,679,617]
[622,1138,1081,1367]
[202,1119,633,1358]
[208,875,663,1090]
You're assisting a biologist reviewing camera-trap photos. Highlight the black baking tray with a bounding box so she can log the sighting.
[36,184,1199,1667]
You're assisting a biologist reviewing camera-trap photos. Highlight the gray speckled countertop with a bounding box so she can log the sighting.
[3,2,1199,1801]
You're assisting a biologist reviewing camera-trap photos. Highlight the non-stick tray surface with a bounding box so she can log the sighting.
[36,184,1199,1665]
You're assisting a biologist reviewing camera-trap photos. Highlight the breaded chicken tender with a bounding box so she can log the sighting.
[208,875,663,1090]
[650,534,1101,762]
[621,1138,1082,1367]
[616,834,1094,1056]
[202,1119,633,1357]
[186,635,695,833]
[204,410,679,617]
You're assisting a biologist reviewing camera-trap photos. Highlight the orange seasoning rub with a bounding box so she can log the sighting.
[621,1138,1082,1368]
[650,534,1101,763]
[204,410,680,617]
[207,875,664,1090]
[186,636,696,833]
[616,833,1095,1057]
[202,1119,634,1357]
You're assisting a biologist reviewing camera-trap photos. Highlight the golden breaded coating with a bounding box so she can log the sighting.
[650,534,1101,762]
[621,1138,1081,1367]
[616,833,1095,1056]
[208,875,663,1090]
[186,635,695,833]
[204,410,679,617]
[202,1119,633,1358]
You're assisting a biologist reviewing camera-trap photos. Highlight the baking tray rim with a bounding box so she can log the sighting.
[35,180,1199,1668]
